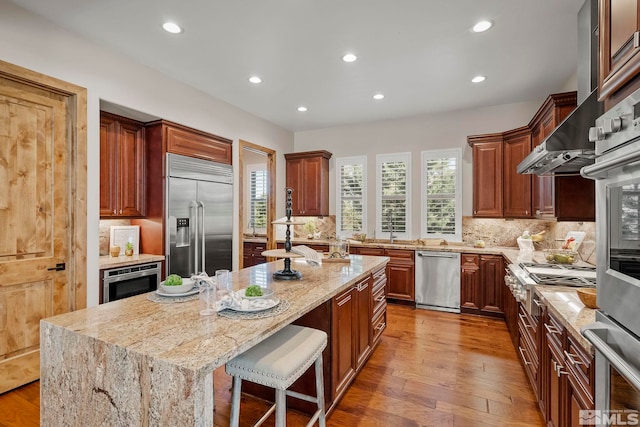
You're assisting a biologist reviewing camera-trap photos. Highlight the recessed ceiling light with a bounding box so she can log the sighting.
[342,53,357,63]
[471,75,486,83]
[373,93,385,100]
[249,76,262,84]
[162,22,183,34]
[297,106,308,112]
[471,20,493,33]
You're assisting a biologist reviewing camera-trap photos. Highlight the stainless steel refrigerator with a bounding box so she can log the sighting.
[165,153,233,277]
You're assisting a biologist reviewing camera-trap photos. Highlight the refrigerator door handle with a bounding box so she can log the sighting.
[189,200,198,274]
[198,201,206,274]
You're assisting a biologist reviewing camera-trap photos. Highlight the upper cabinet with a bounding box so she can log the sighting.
[100,112,146,218]
[468,92,595,221]
[599,0,640,107]
[468,135,503,218]
[285,150,332,216]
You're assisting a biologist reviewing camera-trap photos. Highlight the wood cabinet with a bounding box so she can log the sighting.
[599,0,640,107]
[284,151,332,216]
[469,136,503,217]
[332,286,357,400]
[502,268,519,349]
[537,303,594,427]
[529,92,595,221]
[131,120,232,255]
[100,112,146,218]
[242,241,267,268]
[460,253,504,317]
[503,129,533,218]
[351,247,414,302]
[468,91,595,221]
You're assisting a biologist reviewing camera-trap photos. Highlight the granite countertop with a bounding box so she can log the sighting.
[99,253,165,269]
[534,285,596,354]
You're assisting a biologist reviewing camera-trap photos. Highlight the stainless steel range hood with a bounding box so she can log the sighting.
[517,89,603,175]
[517,0,603,176]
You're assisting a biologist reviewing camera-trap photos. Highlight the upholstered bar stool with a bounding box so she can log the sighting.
[225,324,327,427]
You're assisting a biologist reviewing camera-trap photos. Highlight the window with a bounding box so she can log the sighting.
[421,148,462,241]
[336,156,367,238]
[376,153,411,240]
[248,167,267,233]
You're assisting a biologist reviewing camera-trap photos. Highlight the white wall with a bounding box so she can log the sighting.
[0,0,294,307]
[294,101,543,240]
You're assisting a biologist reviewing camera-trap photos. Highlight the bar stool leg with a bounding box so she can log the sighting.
[315,354,326,427]
[230,375,242,427]
[275,388,287,427]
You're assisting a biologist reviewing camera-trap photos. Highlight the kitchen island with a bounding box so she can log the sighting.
[40,255,389,426]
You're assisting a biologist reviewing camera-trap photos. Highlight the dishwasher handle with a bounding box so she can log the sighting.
[417,252,458,258]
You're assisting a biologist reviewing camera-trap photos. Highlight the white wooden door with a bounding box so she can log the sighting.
[0,62,86,393]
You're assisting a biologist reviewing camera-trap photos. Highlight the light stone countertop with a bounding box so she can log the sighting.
[40,255,389,425]
[534,286,596,354]
[99,253,165,269]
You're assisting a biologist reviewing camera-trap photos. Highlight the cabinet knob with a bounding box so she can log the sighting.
[113,209,117,215]
[119,209,123,214]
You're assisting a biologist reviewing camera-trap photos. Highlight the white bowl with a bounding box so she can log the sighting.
[159,278,195,294]
[237,287,275,300]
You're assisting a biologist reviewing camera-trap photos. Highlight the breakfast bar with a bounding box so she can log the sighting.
[40,255,388,426]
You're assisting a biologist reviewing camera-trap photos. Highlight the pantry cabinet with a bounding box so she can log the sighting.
[285,150,332,216]
[100,112,146,218]
[599,0,640,107]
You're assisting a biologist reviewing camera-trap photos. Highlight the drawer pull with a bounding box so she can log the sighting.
[375,322,386,331]
[518,313,533,329]
[564,350,583,365]
[532,299,543,308]
[518,346,532,365]
[544,323,561,335]
[375,295,386,303]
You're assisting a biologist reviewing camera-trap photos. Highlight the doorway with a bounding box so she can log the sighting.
[239,140,276,268]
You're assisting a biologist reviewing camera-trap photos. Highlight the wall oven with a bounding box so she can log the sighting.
[582,86,640,424]
[101,262,161,303]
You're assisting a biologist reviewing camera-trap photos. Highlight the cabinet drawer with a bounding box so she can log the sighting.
[384,249,414,261]
[356,247,385,256]
[371,310,386,344]
[544,312,564,350]
[518,305,538,345]
[518,336,538,397]
[371,284,387,317]
[461,253,479,266]
[565,335,594,397]
[518,315,539,366]
[372,266,387,289]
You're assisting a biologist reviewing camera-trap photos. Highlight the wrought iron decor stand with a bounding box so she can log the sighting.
[273,188,302,280]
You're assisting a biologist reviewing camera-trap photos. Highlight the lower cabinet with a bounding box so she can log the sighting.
[242,241,267,268]
[460,253,504,317]
[243,266,387,416]
[351,247,414,303]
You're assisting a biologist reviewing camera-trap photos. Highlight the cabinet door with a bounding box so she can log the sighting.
[460,254,481,313]
[536,114,556,217]
[503,132,532,218]
[355,277,372,369]
[566,373,594,427]
[285,158,304,215]
[479,255,504,315]
[472,141,503,217]
[332,287,357,399]
[117,121,145,217]
[99,116,118,217]
[300,157,324,216]
[599,0,640,100]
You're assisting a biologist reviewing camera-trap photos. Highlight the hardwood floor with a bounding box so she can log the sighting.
[0,305,544,427]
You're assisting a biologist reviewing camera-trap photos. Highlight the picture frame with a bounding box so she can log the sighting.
[109,225,140,255]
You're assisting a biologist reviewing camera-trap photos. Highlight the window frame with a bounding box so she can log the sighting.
[335,156,367,239]
[420,148,462,241]
[245,164,268,235]
[376,152,411,241]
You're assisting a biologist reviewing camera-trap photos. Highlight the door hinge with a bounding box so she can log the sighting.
[47,263,66,271]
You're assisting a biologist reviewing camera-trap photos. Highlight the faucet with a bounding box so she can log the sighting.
[385,209,397,243]
[248,219,256,237]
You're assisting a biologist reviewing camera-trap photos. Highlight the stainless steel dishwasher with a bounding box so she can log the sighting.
[415,251,460,313]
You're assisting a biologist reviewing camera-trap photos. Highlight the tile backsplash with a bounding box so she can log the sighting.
[99,219,131,255]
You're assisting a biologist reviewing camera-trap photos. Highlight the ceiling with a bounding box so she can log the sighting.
[11,0,586,132]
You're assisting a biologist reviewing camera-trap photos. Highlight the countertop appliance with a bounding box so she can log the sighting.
[581,86,640,419]
[166,153,233,277]
[415,251,460,313]
[102,261,161,303]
